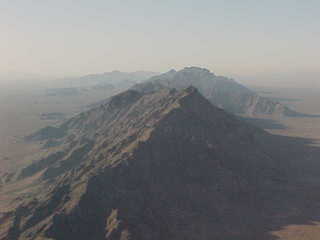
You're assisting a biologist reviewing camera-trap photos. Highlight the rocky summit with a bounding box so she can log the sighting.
[1,87,288,240]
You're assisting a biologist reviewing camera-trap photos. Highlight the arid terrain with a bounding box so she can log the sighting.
[0,71,155,172]
[245,86,320,240]
[0,85,110,172]
[1,72,320,239]
[249,86,320,145]
[1,1,318,239]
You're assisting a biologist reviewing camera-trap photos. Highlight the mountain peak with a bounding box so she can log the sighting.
[183,85,198,93]
[2,85,284,240]
[133,66,308,116]
[167,69,177,74]
[182,66,211,72]
[179,66,215,77]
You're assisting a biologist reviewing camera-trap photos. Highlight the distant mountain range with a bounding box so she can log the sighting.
[73,71,158,85]
[85,67,311,117]
[1,87,287,240]
[44,71,157,97]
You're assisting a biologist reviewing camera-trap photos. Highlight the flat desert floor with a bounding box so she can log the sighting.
[251,86,320,144]
[248,86,320,240]
[0,82,121,172]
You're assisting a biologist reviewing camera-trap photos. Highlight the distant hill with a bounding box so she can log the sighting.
[1,87,287,240]
[45,71,158,97]
[68,70,157,89]
[133,67,310,117]
[75,70,157,83]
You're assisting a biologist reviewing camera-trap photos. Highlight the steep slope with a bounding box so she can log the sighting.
[133,67,307,117]
[1,87,286,240]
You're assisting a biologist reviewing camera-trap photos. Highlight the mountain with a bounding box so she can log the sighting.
[44,71,157,98]
[0,86,287,240]
[132,67,307,117]
[68,71,157,89]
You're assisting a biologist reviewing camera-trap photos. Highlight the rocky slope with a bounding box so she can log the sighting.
[1,87,288,240]
[133,67,307,117]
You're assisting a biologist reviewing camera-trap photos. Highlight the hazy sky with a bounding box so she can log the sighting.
[1,0,319,85]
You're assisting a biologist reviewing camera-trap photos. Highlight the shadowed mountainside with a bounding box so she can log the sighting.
[0,86,294,240]
[2,87,320,240]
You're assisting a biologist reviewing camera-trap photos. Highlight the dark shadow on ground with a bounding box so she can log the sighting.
[241,117,287,130]
[243,133,320,240]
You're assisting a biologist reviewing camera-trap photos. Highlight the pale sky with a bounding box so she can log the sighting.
[1,0,319,86]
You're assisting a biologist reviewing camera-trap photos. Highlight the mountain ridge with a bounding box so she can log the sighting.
[0,86,286,240]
